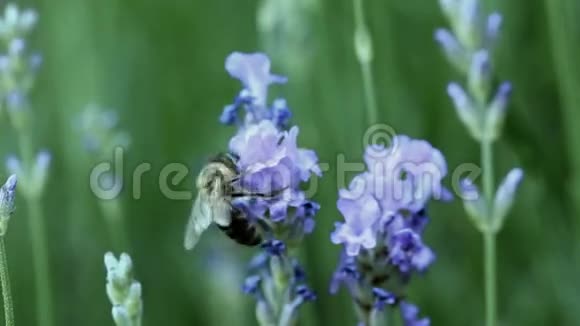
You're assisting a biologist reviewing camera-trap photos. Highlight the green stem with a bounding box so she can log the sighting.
[0,237,14,326]
[481,140,496,326]
[99,199,129,252]
[481,140,494,205]
[352,0,379,126]
[27,197,53,326]
[369,309,382,326]
[17,131,53,326]
[277,304,295,326]
[388,309,399,326]
[483,231,496,326]
[361,64,379,126]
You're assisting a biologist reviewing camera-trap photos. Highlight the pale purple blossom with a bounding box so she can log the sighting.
[492,167,523,224]
[220,52,320,322]
[331,136,446,259]
[330,136,447,324]
[362,135,448,216]
[486,12,503,43]
[400,302,431,326]
[373,288,396,310]
[225,52,287,107]
[389,229,435,273]
[331,191,381,256]
[229,120,320,194]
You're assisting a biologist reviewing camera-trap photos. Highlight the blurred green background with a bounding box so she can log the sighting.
[1,0,580,325]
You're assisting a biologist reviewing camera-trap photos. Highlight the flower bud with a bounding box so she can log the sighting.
[354,25,373,64]
[455,0,481,50]
[270,255,288,293]
[104,252,143,326]
[486,12,503,46]
[5,156,22,182]
[438,0,456,19]
[468,50,491,103]
[0,175,17,236]
[492,168,523,231]
[484,82,512,141]
[8,38,25,56]
[30,150,51,197]
[125,282,143,318]
[447,82,482,140]
[18,9,38,32]
[257,0,320,79]
[459,178,487,231]
[117,253,133,280]
[435,28,468,72]
[256,300,275,326]
[4,5,18,26]
[112,306,130,326]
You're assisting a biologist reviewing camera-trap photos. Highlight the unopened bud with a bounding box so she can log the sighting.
[0,175,17,235]
[468,50,491,103]
[459,178,487,231]
[484,82,512,141]
[492,168,523,231]
[447,82,482,140]
[435,28,468,72]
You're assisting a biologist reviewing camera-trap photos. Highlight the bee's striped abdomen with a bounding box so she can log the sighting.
[217,208,262,246]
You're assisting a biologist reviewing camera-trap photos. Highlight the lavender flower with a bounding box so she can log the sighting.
[0,3,50,198]
[0,174,16,326]
[400,301,430,326]
[0,174,16,235]
[491,168,523,231]
[436,2,523,325]
[389,229,435,273]
[330,136,446,325]
[257,0,320,79]
[75,104,131,158]
[0,6,53,326]
[0,4,40,121]
[435,0,514,143]
[104,252,143,326]
[75,104,131,252]
[436,0,524,231]
[331,189,381,256]
[225,52,286,108]
[219,52,320,326]
[372,288,396,310]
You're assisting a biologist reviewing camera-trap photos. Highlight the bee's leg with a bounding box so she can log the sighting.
[231,191,271,198]
[231,187,287,199]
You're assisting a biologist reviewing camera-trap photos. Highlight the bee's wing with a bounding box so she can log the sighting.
[184,192,213,250]
[211,200,232,226]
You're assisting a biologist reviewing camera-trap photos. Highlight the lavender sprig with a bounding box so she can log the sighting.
[257,0,320,80]
[0,5,53,326]
[0,175,17,326]
[435,1,524,326]
[104,253,143,326]
[330,138,448,326]
[0,4,49,198]
[76,104,130,159]
[352,0,378,125]
[220,52,320,326]
[76,104,131,251]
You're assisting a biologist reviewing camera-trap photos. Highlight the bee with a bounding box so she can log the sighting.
[183,153,278,250]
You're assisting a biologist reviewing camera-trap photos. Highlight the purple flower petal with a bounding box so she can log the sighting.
[400,301,430,326]
[225,52,287,107]
[493,168,523,223]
